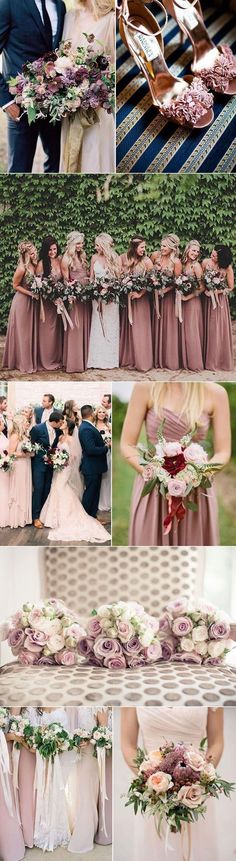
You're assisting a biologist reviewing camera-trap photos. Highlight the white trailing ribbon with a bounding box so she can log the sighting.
[156,816,191,861]
[11,743,21,825]
[175,290,183,323]
[0,731,14,817]
[97,748,108,838]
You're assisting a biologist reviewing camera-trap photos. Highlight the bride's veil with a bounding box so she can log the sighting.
[68,427,84,500]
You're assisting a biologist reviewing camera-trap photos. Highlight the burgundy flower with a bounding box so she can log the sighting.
[164,453,186,476]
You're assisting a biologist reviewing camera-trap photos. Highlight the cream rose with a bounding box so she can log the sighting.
[148,750,163,766]
[201,762,216,781]
[194,641,208,656]
[208,640,227,658]
[180,637,195,652]
[192,625,208,642]
[178,784,205,808]
[46,634,65,653]
[147,771,173,794]
[185,749,206,771]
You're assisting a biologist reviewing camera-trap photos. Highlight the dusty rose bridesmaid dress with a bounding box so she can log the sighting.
[0,433,9,527]
[37,296,63,371]
[9,444,32,528]
[129,407,219,546]
[154,288,179,370]
[63,261,91,373]
[3,277,38,373]
[119,255,153,372]
[0,740,25,861]
[179,295,204,371]
[17,748,36,848]
[204,292,233,371]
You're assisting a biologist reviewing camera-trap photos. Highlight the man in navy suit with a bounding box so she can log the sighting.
[79,405,110,519]
[30,409,63,527]
[34,393,55,424]
[0,0,66,173]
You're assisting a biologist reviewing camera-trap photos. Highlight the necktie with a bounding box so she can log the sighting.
[41,0,53,49]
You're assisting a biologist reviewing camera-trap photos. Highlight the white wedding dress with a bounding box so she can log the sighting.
[60,10,115,173]
[99,448,111,510]
[40,440,110,543]
[133,708,218,861]
[87,260,119,369]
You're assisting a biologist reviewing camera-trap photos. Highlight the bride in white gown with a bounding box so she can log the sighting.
[60,0,115,174]
[121,707,225,861]
[87,233,120,369]
[40,417,110,542]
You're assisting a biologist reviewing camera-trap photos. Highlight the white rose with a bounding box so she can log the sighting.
[37,618,62,636]
[194,641,208,656]
[208,640,226,658]
[107,627,118,638]
[180,637,195,652]
[140,629,154,647]
[101,618,111,631]
[54,56,74,73]
[97,606,111,618]
[46,634,65,653]
[192,625,208,643]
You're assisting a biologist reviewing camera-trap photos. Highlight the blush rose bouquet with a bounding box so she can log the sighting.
[204,269,228,309]
[91,725,112,757]
[0,599,86,666]
[77,601,163,669]
[126,739,234,837]
[139,422,221,535]
[159,597,235,666]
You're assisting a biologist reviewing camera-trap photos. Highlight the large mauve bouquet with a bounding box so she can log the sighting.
[2,599,86,666]
[8,37,114,125]
[77,601,162,669]
[139,422,221,535]
[204,269,228,309]
[126,740,234,839]
[159,597,235,666]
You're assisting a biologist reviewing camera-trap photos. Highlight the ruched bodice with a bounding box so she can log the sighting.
[137,707,208,752]
[145,407,210,445]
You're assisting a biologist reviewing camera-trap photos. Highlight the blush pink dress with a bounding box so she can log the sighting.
[119,255,153,372]
[133,708,219,861]
[129,407,219,546]
[0,738,25,861]
[17,747,35,848]
[204,286,233,371]
[3,275,38,373]
[63,261,91,373]
[0,433,10,527]
[8,442,32,528]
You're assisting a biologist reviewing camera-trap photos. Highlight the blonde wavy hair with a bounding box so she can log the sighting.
[18,241,37,270]
[183,240,201,264]
[95,233,120,277]
[94,405,109,425]
[63,231,87,270]
[10,413,29,441]
[150,383,205,429]
[161,233,180,262]
[76,0,114,18]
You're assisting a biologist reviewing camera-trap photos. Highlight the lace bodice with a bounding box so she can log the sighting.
[23,707,69,729]
[94,260,107,280]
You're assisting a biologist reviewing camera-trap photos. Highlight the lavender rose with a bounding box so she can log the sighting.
[24,629,48,647]
[103,655,127,669]
[18,649,40,666]
[142,464,156,483]
[77,637,94,657]
[209,621,230,639]
[161,637,177,661]
[54,649,77,666]
[93,636,122,659]
[87,618,103,638]
[126,655,146,668]
[37,655,56,665]
[123,636,142,655]
[165,598,188,618]
[8,629,25,651]
[168,478,187,497]
[142,642,162,662]
[172,617,193,637]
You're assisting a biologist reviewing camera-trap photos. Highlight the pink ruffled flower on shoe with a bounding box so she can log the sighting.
[159,79,213,127]
[196,45,236,93]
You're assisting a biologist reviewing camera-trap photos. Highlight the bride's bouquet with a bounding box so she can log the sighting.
[91,725,112,757]
[1,599,86,666]
[159,597,235,666]
[126,739,234,838]
[44,447,70,471]
[175,274,201,322]
[204,269,228,308]
[139,422,221,535]
[77,601,162,669]
[8,37,115,125]
[0,451,15,471]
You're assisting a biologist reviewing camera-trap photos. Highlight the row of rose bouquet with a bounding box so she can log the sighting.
[1,599,234,669]
[8,37,114,125]
[126,739,234,842]
[139,421,221,535]
[1,712,112,761]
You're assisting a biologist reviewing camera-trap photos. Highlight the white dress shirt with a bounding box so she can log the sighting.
[34,0,58,37]
[46,421,56,447]
[41,408,52,423]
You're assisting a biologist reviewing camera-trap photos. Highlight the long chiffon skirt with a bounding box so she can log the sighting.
[9,459,32,528]
[68,747,99,853]
[3,293,38,373]
[179,297,204,371]
[0,472,10,527]
[204,294,233,371]
[17,748,36,848]
[95,754,112,846]
[63,301,91,372]
[154,292,179,370]
[37,300,63,370]
[121,295,153,372]
[0,741,25,861]
[129,475,219,546]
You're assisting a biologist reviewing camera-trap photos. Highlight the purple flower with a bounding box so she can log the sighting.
[142,642,162,662]
[24,636,44,654]
[171,651,202,665]
[123,636,142,655]
[54,649,77,666]
[203,656,221,666]
[126,655,146,668]
[172,617,193,637]
[8,629,25,652]
[161,637,177,661]
[93,637,122,659]
[209,621,230,639]
[24,629,48,647]
[87,618,102,638]
[77,637,94,657]
[103,655,127,669]
[165,598,188,618]
[37,655,56,665]
[18,649,40,666]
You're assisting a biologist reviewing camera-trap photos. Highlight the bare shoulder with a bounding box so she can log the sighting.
[205,382,229,408]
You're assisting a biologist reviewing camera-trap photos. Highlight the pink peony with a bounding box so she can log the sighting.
[184,443,208,466]
[148,771,173,794]
[167,478,187,497]
[163,442,182,457]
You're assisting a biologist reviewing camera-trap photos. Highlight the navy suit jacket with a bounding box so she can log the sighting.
[30,421,61,460]
[79,421,108,476]
[0,0,66,107]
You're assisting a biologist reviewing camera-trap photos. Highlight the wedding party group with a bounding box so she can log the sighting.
[115,381,232,547]
[2,233,234,377]
[0,705,112,859]
[0,391,111,543]
[0,0,115,174]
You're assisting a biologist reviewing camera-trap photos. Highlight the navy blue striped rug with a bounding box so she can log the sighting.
[116,4,236,172]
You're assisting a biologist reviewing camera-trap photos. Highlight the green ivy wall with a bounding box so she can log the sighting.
[0,173,235,333]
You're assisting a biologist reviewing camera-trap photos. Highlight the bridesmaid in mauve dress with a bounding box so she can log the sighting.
[36,235,63,371]
[8,415,32,529]
[3,241,38,374]
[0,733,25,861]
[202,245,234,371]
[120,382,231,546]
[151,234,182,370]
[120,237,153,372]
[179,240,204,372]
[61,231,91,373]
[0,416,10,527]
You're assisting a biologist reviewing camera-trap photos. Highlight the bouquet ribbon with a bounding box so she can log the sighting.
[98,299,106,338]
[97,747,108,838]
[12,743,21,825]
[63,109,99,174]
[154,289,161,319]
[128,294,133,326]
[164,823,191,861]
[0,731,14,817]
[164,496,186,535]
[175,290,183,323]
[39,295,46,323]
[34,751,70,852]
[55,299,74,332]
